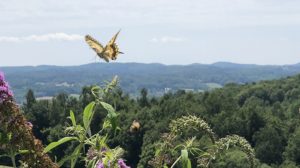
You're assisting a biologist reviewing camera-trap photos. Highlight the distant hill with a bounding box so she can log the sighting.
[1,62,300,102]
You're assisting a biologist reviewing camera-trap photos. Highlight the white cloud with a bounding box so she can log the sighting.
[1,0,300,30]
[0,33,83,42]
[150,36,185,43]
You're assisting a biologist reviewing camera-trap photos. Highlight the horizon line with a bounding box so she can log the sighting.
[1,61,300,68]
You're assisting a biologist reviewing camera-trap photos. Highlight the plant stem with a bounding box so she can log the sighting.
[170,156,181,168]
[10,155,17,168]
[71,143,84,168]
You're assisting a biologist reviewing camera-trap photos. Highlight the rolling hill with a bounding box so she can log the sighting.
[1,62,300,102]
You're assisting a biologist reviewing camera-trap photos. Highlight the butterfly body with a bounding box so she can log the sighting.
[85,30,123,62]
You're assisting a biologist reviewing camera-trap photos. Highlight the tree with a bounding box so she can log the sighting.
[138,88,150,107]
[284,127,300,164]
[25,89,36,109]
[253,126,286,164]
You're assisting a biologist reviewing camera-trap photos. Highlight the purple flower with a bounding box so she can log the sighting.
[118,159,130,168]
[0,72,4,81]
[8,90,13,97]
[96,161,104,168]
[101,147,107,153]
[86,147,97,160]
[26,122,33,128]
[0,71,13,103]
[0,86,7,92]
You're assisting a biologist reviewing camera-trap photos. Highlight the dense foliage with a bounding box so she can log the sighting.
[2,73,300,167]
[2,62,300,102]
[0,72,58,168]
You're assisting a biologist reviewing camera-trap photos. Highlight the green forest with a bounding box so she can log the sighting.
[2,71,300,167]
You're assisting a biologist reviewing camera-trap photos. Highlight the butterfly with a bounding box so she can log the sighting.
[130,120,140,133]
[85,30,124,62]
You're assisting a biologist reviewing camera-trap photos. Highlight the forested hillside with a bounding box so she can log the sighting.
[2,73,300,167]
[1,62,300,102]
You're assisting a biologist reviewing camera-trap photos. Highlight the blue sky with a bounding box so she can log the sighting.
[0,0,299,66]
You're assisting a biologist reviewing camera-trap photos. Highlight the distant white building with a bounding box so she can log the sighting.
[164,88,172,93]
[36,96,53,101]
[55,82,74,87]
[182,88,194,92]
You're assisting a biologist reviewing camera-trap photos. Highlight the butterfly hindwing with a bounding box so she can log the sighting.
[107,31,123,60]
[103,45,114,59]
[102,54,110,62]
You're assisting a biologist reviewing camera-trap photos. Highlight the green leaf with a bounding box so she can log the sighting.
[58,155,74,167]
[0,132,12,144]
[70,143,83,168]
[58,143,83,167]
[70,110,76,126]
[100,102,115,113]
[187,159,192,168]
[91,86,104,99]
[58,149,77,167]
[181,149,191,168]
[86,159,97,168]
[44,137,78,153]
[0,154,9,159]
[100,102,119,133]
[7,132,12,141]
[104,75,118,93]
[0,165,13,168]
[18,150,29,154]
[83,101,96,131]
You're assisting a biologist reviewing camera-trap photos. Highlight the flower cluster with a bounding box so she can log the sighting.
[95,159,130,168]
[0,72,13,103]
[96,161,104,168]
[87,146,130,168]
[117,159,130,168]
[0,71,58,167]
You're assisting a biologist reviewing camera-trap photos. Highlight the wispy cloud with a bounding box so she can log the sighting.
[0,33,83,42]
[150,36,185,43]
[1,0,300,30]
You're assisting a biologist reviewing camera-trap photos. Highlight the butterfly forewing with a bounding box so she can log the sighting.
[107,30,120,45]
[85,35,104,54]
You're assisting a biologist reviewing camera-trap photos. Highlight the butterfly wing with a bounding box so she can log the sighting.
[103,44,120,60]
[107,30,120,46]
[111,43,123,59]
[85,35,104,54]
[102,54,110,62]
[105,30,124,60]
